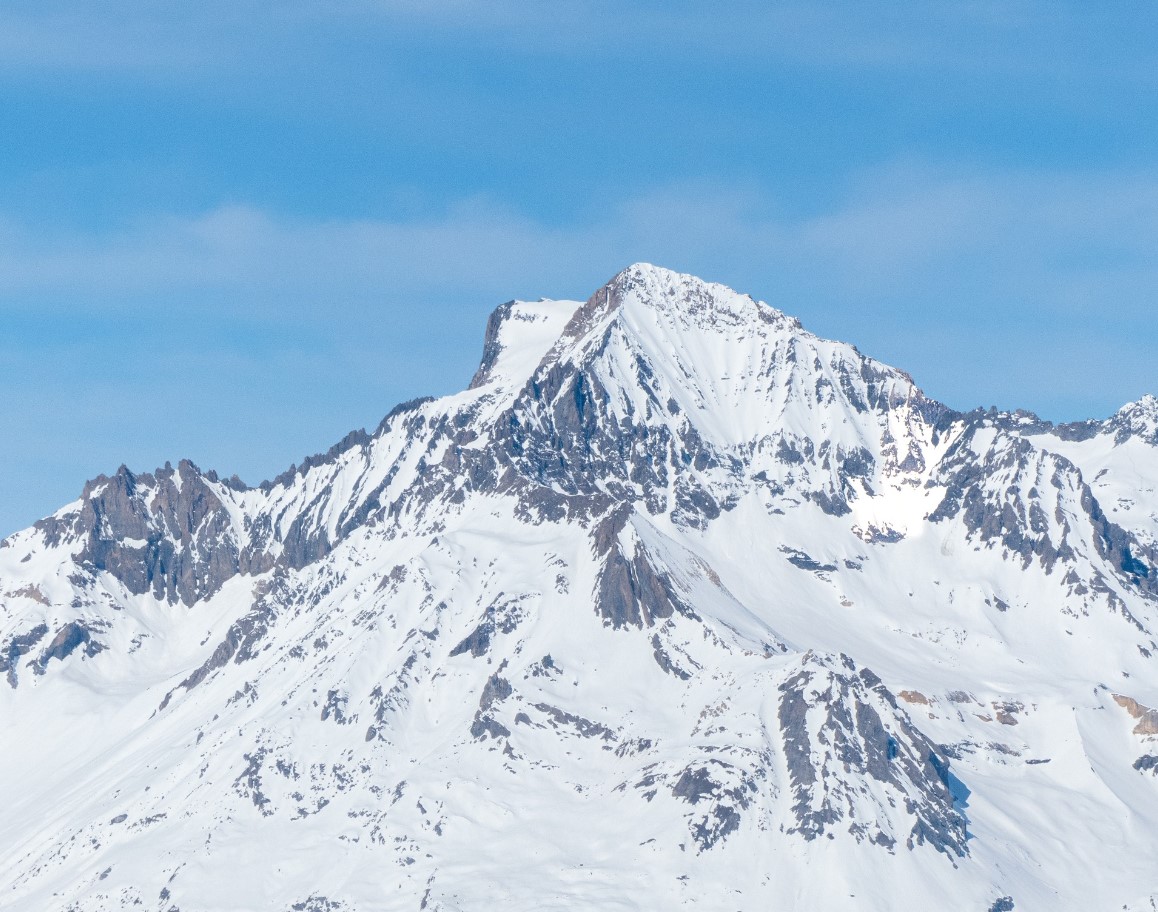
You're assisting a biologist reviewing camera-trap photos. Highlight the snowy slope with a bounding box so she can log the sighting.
[2,265,1157,912]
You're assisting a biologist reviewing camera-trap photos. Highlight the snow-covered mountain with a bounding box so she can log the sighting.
[2,264,1157,911]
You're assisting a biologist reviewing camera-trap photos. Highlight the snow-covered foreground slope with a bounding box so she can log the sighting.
[2,265,1157,912]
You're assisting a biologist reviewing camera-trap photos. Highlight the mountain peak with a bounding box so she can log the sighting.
[604,261,694,290]
[1111,393,1158,442]
[4,267,1158,911]
[538,264,805,390]
[605,261,722,297]
[603,262,792,327]
[1117,393,1158,417]
[468,297,582,390]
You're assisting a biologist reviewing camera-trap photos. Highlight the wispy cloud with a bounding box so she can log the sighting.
[3,165,1156,406]
[0,6,217,72]
[3,1,1152,81]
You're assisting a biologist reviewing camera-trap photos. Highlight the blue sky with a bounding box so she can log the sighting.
[2,1,1157,535]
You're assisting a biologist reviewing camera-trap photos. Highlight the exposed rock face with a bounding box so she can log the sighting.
[595,533,687,629]
[778,654,967,857]
[1114,694,1158,735]
[36,461,258,605]
[468,300,519,389]
[929,417,1158,605]
[1107,395,1158,446]
[35,621,105,671]
[1,623,48,687]
[449,595,528,657]
[1134,755,1158,774]
[667,757,760,851]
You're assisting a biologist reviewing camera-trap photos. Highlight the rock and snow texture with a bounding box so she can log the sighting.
[1,264,1157,911]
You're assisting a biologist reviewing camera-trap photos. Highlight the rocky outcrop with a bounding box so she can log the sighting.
[930,416,1157,606]
[0,623,48,687]
[35,621,105,672]
[1114,694,1158,736]
[777,654,967,858]
[594,528,692,629]
[36,461,257,606]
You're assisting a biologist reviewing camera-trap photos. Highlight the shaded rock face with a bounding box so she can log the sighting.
[471,673,514,741]
[32,431,383,606]
[930,417,1158,604]
[159,574,290,709]
[669,759,761,851]
[37,461,258,606]
[468,300,518,389]
[2,621,105,687]
[35,621,105,671]
[1134,755,1158,774]
[502,350,683,515]
[1084,493,1158,601]
[596,544,673,629]
[930,423,1076,571]
[594,525,692,630]
[1,623,48,688]
[777,655,967,858]
[449,596,528,658]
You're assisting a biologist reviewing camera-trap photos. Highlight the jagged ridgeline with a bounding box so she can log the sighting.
[2,265,1158,912]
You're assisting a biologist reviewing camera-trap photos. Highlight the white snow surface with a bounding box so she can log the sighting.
[0,264,1156,911]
